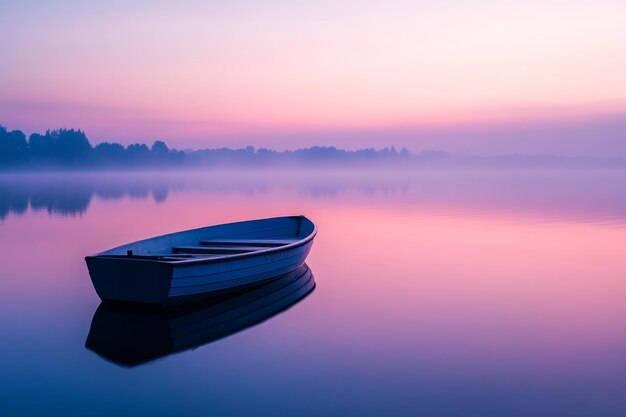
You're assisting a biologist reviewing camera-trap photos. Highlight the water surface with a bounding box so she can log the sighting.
[1,169,625,416]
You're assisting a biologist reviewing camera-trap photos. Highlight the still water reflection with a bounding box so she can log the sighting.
[0,169,625,416]
[87,265,315,367]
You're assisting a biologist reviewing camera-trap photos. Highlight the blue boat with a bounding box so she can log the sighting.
[85,215,316,305]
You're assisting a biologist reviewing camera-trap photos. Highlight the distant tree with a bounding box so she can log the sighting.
[0,126,28,166]
[29,133,54,159]
[168,149,186,166]
[256,148,276,157]
[126,143,150,165]
[94,142,126,166]
[44,129,92,164]
[0,125,10,165]
[95,142,125,155]
[9,130,28,152]
[58,129,91,154]
[126,143,149,153]
[150,140,169,155]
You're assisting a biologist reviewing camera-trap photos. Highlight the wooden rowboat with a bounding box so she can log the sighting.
[86,264,315,367]
[85,215,316,305]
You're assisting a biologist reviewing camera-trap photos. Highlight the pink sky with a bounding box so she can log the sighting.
[1,1,625,155]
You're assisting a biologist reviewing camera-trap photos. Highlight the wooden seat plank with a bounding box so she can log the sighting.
[173,246,262,254]
[200,239,297,247]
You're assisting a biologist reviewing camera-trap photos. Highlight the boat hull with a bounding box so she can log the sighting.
[85,216,316,305]
[86,256,173,305]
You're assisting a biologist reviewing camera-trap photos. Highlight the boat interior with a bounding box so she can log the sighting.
[103,238,299,262]
[94,216,315,263]
[164,238,298,261]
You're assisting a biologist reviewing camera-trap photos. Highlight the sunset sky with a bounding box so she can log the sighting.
[1,1,625,155]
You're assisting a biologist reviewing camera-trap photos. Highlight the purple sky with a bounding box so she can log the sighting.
[1,1,625,155]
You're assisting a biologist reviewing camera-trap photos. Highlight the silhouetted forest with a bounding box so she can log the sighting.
[0,125,186,169]
[1,124,624,170]
[0,124,412,170]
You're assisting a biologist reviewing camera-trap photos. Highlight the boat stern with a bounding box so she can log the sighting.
[85,256,173,305]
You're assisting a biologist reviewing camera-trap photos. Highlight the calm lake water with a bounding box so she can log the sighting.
[1,169,626,416]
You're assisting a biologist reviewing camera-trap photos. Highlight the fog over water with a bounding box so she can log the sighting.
[2,169,625,225]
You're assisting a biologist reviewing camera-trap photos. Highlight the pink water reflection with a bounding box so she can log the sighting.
[0,170,626,415]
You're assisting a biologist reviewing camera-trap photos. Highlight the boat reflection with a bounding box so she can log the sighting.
[85,264,315,367]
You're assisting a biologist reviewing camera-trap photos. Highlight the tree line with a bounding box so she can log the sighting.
[0,124,411,170]
[0,125,184,168]
[2,124,624,170]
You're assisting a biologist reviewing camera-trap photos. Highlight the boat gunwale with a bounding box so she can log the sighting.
[84,215,316,267]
